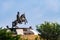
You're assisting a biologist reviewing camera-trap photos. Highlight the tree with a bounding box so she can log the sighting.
[0,28,20,40]
[36,21,60,40]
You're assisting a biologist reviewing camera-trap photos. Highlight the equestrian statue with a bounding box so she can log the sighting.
[12,12,28,28]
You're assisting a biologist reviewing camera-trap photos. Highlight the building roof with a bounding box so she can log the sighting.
[8,26,33,29]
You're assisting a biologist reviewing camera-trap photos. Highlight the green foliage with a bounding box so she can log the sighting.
[0,28,20,40]
[36,21,60,40]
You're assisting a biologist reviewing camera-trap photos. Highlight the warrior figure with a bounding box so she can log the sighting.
[16,12,20,21]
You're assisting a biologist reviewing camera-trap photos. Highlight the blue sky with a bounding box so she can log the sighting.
[0,0,60,30]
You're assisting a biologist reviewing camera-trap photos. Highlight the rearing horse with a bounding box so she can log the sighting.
[12,12,28,28]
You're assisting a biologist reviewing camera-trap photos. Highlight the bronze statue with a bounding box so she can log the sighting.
[12,12,28,28]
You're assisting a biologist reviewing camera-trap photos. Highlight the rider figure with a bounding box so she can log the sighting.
[17,12,20,21]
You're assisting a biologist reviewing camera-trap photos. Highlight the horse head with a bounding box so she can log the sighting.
[19,14,28,24]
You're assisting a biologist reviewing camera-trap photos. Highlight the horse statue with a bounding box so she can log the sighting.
[12,12,28,28]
